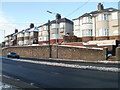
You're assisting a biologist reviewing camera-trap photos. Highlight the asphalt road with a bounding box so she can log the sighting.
[1,58,119,88]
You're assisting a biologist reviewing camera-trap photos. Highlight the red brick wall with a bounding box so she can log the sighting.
[82,37,93,42]
[2,45,107,61]
[109,35,120,40]
[95,36,109,40]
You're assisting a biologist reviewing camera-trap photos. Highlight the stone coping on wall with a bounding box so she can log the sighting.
[2,44,104,51]
[58,45,104,50]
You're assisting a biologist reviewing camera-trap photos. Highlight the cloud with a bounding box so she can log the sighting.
[0,11,42,43]
[0,11,18,42]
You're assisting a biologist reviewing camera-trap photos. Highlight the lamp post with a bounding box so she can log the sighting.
[47,10,60,58]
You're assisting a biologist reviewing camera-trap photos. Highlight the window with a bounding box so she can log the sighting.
[112,12,118,19]
[51,34,58,39]
[24,40,29,44]
[74,19,79,25]
[39,27,43,31]
[82,29,92,37]
[60,28,64,33]
[43,25,48,30]
[38,37,43,41]
[98,29,109,36]
[59,23,65,33]
[51,24,56,28]
[30,32,33,36]
[82,17,92,23]
[19,33,24,37]
[75,25,79,31]
[19,41,24,45]
[43,35,48,41]
[39,31,42,36]
[51,28,56,32]
[24,32,30,37]
[103,14,108,20]
[98,14,102,21]
[98,14,108,21]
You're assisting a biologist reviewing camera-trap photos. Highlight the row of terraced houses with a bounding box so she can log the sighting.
[3,3,120,47]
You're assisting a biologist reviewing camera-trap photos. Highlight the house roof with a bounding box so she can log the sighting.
[73,8,120,20]
[37,18,73,28]
[50,18,73,24]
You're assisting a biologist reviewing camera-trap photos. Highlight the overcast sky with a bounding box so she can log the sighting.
[0,1,119,43]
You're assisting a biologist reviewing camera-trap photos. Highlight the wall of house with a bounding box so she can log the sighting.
[65,23,73,36]
[73,10,120,41]
[2,45,107,61]
[109,11,119,37]
[73,19,80,37]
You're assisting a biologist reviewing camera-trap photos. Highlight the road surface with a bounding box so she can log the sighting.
[1,57,119,88]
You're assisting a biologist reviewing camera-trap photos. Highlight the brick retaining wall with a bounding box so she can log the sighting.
[2,45,107,61]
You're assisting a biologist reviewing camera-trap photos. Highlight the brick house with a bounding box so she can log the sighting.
[38,14,73,44]
[73,3,120,42]
[4,29,18,46]
[17,25,38,46]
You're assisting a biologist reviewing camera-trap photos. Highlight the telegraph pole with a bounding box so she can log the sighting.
[48,20,51,58]
[47,10,60,58]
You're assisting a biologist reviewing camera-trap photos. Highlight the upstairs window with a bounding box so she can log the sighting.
[98,14,102,21]
[112,12,118,19]
[82,17,92,23]
[60,23,65,33]
[51,24,56,29]
[43,25,48,30]
[98,14,108,21]
[103,14,108,20]
[74,19,80,25]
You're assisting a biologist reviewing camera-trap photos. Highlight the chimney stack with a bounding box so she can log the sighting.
[98,3,104,11]
[30,23,34,28]
[56,13,61,20]
[15,29,18,33]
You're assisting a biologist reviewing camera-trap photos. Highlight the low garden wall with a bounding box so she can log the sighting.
[2,45,108,61]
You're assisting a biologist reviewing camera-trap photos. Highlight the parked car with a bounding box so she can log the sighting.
[7,52,20,58]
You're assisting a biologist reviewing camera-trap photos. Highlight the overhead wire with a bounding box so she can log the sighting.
[64,0,90,18]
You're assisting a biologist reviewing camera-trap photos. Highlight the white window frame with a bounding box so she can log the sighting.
[51,34,58,39]
[98,14,108,21]
[51,24,56,28]
[103,14,108,20]
[82,29,92,37]
[24,40,29,44]
[30,32,34,36]
[112,12,118,19]
[24,32,30,37]
[98,28,109,36]
[82,17,92,23]
[74,19,79,26]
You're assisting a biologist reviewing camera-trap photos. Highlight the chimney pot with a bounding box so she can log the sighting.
[98,3,104,11]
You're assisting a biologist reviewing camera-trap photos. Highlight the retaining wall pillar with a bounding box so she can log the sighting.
[116,47,120,60]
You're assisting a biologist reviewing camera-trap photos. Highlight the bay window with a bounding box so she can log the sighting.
[82,29,92,37]
[98,28,109,36]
